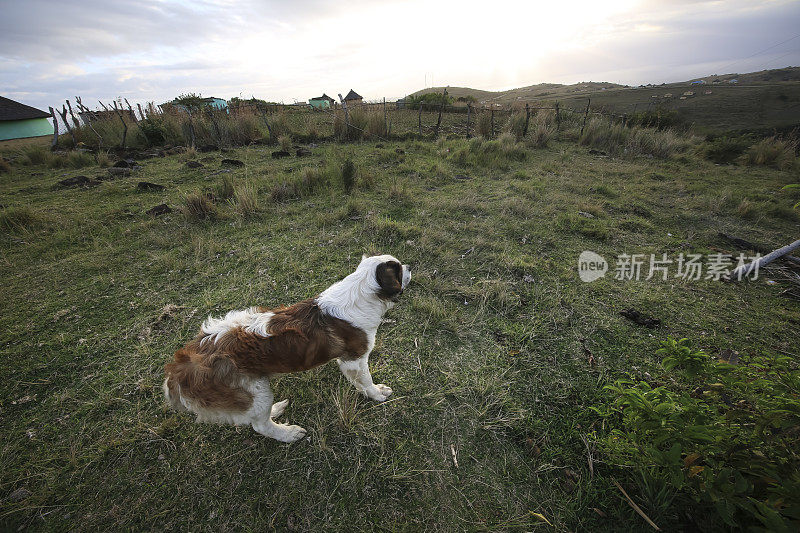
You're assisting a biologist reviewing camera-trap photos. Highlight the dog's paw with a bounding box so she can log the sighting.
[276,424,307,443]
[270,399,289,419]
[370,384,393,402]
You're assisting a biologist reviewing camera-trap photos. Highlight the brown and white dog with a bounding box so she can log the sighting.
[163,254,410,442]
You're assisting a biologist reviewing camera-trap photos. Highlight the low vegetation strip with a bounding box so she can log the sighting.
[0,129,798,530]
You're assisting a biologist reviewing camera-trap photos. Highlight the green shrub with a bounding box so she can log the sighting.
[656,337,709,376]
[594,337,800,531]
[701,135,751,164]
[0,157,11,174]
[138,117,167,146]
[405,92,454,110]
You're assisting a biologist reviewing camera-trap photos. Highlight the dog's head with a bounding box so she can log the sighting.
[358,254,411,302]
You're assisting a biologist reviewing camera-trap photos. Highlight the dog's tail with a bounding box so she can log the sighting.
[164,348,252,412]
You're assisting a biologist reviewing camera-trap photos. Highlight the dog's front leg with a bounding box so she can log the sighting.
[337,354,392,402]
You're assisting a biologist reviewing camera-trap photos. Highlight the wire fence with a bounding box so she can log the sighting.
[48,92,678,151]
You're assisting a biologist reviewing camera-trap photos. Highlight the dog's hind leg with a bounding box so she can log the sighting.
[252,418,307,443]
[247,379,306,442]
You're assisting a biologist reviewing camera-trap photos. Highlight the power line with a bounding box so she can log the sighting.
[762,48,800,69]
[716,33,800,74]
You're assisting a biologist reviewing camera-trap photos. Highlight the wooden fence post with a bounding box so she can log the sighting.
[48,107,59,150]
[580,98,591,137]
[523,103,530,137]
[435,88,448,137]
[338,93,349,138]
[418,100,423,136]
[466,103,471,138]
[124,99,138,123]
[111,101,128,150]
[137,103,145,121]
[257,105,272,140]
[58,105,76,147]
[555,102,560,132]
[187,109,196,148]
[65,100,79,129]
[75,98,103,147]
[74,97,92,121]
[383,97,387,136]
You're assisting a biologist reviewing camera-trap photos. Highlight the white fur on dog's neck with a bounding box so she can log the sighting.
[316,255,394,334]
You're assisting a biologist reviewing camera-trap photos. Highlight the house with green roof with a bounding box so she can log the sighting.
[0,96,54,141]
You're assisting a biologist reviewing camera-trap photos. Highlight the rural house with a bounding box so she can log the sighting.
[163,96,228,113]
[343,89,363,106]
[308,93,335,109]
[0,96,54,141]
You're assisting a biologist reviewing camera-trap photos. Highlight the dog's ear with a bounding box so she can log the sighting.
[375,260,403,300]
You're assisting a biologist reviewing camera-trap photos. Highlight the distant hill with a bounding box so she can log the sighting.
[409,67,800,133]
[409,81,624,105]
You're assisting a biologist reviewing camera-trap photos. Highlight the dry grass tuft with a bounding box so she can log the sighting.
[96,152,112,168]
[580,117,693,158]
[526,123,553,149]
[476,112,493,138]
[234,182,259,217]
[216,174,235,200]
[744,137,797,170]
[184,191,216,220]
[0,205,44,233]
[270,180,298,202]
[278,135,292,152]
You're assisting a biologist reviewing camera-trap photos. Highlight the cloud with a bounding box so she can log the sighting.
[1,0,799,111]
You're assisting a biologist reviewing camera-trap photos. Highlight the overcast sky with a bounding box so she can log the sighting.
[2,0,799,111]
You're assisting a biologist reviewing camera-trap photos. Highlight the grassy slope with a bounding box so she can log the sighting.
[411,67,800,132]
[1,139,799,531]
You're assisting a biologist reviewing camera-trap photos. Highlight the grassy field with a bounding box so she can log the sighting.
[1,134,799,530]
